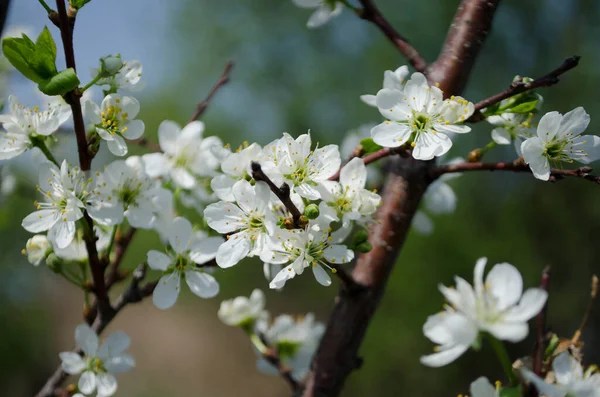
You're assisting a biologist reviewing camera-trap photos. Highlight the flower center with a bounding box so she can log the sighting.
[248,215,264,229]
[277,340,301,359]
[118,180,143,205]
[543,139,568,159]
[412,112,431,131]
[100,101,128,136]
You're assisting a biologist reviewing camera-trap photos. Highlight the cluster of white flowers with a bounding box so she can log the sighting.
[218,289,325,382]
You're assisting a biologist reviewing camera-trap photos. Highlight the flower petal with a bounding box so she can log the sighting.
[96,372,118,397]
[169,217,193,254]
[371,122,412,148]
[59,352,86,374]
[78,371,96,395]
[185,270,219,298]
[75,323,99,356]
[97,331,131,359]
[485,262,523,312]
[312,264,332,286]
[153,273,181,310]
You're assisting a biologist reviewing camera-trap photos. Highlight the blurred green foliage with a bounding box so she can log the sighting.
[1,0,599,396]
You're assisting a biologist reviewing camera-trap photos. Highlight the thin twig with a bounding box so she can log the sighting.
[188,61,234,123]
[571,274,598,344]
[329,146,410,181]
[532,266,551,380]
[356,0,427,72]
[433,161,600,184]
[106,227,137,287]
[250,162,303,227]
[262,348,300,391]
[469,56,580,121]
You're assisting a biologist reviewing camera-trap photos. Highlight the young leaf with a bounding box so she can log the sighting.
[69,0,92,9]
[359,138,382,155]
[38,68,80,96]
[32,26,58,79]
[1,36,43,83]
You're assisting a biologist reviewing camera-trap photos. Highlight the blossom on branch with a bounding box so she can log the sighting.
[147,217,222,309]
[371,72,474,160]
[292,0,343,28]
[93,59,144,92]
[487,112,536,155]
[59,324,134,397]
[521,107,600,181]
[420,257,547,367]
[218,289,268,328]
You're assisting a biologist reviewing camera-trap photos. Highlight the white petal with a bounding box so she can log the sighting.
[536,111,563,142]
[169,217,193,254]
[107,135,128,157]
[375,88,403,109]
[185,270,219,298]
[232,179,257,214]
[153,273,181,310]
[104,353,135,374]
[59,352,86,374]
[558,107,590,138]
[189,236,224,264]
[470,377,497,397]
[571,135,600,164]
[78,371,96,395]
[424,182,456,214]
[491,127,512,145]
[75,323,99,356]
[142,153,169,178]
[371,122,412,148]
[97,331,130,360]
[553,351,582,386]
[306,3,341,28]
[211,175,236,202]
[180,120,204,141]
[419,344,470,367]
[312,264,332,286]
[503,288,547,322]
[323,245,354,264]
[22,210,58,233]
[157,120,181,155]
[96,373,118,397]
[485,263,523,311]
[204,201,246,234]
[215,233,251,268]
[521,369,565,397]
[339,157,366,191]
[483,322,528,342]
[124,206,154,229]
[360,94,377,107]
[521,137,550,181]
[170,167,196,189]
[412,211,433,235]
[474,257,487,298]
[269,264,296,289]
[122,119,144,140]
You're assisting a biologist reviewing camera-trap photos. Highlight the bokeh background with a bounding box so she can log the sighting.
[1,0,599,396]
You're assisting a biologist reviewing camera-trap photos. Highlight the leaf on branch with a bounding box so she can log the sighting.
[69,0,92,9]
[38,68,80,96]
[2,34,43,83]
[32,26,58,79]
[359,138,382,155]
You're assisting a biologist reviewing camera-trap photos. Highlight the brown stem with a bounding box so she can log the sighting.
[262,348,300,392]
[188,61,234,123]
[106,227,137,287]
[356,0,427,72]
[533,267,551,378]
[329,146,410,181]
[250,162,303,227]
[571,274,598,344]
[433,161,600,184]
[469,56,580,121]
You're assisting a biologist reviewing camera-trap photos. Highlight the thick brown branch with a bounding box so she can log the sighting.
[251,162,303,227]
[356,0,427,72]
[427,0,501,94]
[469,56,580,121]
[433,161,600,184]
[188,61,234,123]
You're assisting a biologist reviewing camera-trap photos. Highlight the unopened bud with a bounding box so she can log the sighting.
[304,204,320,220]
[25,235,51,266]
[356,241,372,253]
[99,54,123,77]
[298,215,309,228]
[46,253,62,273]
[352,228,369,245]
[467,149,481,163]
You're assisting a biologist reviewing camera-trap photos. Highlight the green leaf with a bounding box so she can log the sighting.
[499,386,522,397]
[1,35,43,82]
[32,26,57,79]
[38,68,80,95]
[360,138,382,155]
[509,99,540,114]
[69,0,92,9]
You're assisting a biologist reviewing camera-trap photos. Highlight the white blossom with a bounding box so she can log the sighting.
[521,107,600,181]
[372,72,474,160]
[84,94,145,157]
[22,161,92,249]
[143,120,225,189]
[272,132,341,200]
[261,227,354,289]
[59,324,134,397]
[218,289,268,328]
[521,352,600,397]
[204,180,277,268]
[420,257,547,367]
[51,227,111,262]
[147,217,222,310]
[470,377,499,397]
[93,59,144,92]
[88,156,172,229]
[23,235,51,266]
[340,123,383,185]
[1,165,17,196]
[361,65,409,107]
[487,112,535,155]
[292,0,343,28]
[0,95,71,160]
[256,313,325,381]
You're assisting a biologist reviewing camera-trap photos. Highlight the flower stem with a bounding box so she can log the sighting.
[249,332,268,355]
[81,74,102,93]
[478,141,497,160]
[105,225,118,260]
[487,334,518,385]
[32,138,59,167]
[37,0,54,13]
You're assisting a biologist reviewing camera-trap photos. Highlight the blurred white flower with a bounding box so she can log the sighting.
[361,65,409,107]
[521,352,600,397]
[23,235,51,266]
[0,166,17,196]
[93,59,144,92]
[292,0,343,28]
[204,180,277,268]
[84,94,145,156]
[59,324,134,397]
[420,257,547,367]
[487,112,535,156]
[147,217,222,310]
[21,160,92,249]
[372,72,474,160]
[218,289,268,328]
[470,377,499,397]
[51,227,111,262]
[0,95,71,160]
[521,107,600,181]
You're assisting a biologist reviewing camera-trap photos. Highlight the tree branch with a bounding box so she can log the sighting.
[532,266,551,382]
[329,146,410,181]
[188,60,234,123]
[355,0,427,72]
[433,161,600,184]
[571,274,598,344]
[262,347,300,392]
[469,56,580,121]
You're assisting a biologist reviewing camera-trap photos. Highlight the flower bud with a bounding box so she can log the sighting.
[24,235,51,266]
[304,204,320,220]
[99,54,123,77]
[467,149,481,163]
[46,253,63,273]
[352,228,369,245]
[356,241,372,253]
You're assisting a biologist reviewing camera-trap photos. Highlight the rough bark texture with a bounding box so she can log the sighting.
[302,1,502,396]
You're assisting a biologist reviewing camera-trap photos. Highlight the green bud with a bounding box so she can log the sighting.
[46,253,63,273]
[352,228,369,245]
[38,68,80,96]
[98,54,123,77]
[356,241,372,253]
[304,203,320,220]
[544,333,560,358]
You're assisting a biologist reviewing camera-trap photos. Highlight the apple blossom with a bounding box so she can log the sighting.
[84,94,145,156]
[147,217,222,310]
[204,180,277,268]
[420,257,547,367]
[521,107,600,181]
[371,72,474,160]
[292,0,343,29]
[59,324,134,397]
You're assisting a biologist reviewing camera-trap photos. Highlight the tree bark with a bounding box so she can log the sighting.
[302,1,502,395]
